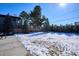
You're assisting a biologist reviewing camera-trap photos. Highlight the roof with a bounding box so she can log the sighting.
[0,14,20,19]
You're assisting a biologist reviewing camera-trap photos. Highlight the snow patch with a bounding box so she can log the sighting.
[16,32,79,56]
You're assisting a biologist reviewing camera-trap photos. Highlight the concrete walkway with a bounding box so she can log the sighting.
[0,36,26,56]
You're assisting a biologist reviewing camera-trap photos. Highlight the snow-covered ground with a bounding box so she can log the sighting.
[16,32,79,56]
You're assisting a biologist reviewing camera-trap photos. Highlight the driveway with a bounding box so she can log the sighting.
[0,36,26,56]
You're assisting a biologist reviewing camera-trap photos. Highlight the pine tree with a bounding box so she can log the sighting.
[20,11,29,33]
[30,5,43,31]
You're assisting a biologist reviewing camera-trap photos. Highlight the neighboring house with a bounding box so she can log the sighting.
[75,22,79,25]
[0,14,22,34]
[28,24,42,32]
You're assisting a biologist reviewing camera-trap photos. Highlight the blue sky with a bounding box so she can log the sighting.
[0,3,79,25]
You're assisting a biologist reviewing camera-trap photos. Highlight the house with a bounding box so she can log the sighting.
[0,14,22,34]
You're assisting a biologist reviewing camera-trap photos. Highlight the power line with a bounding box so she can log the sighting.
[53,8,79,20]
[53,16,79,22]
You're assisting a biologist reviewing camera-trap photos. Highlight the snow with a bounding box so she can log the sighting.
[16,32,79,56]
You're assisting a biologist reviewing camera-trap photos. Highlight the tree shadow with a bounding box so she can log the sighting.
[50,32,79,36]
[28,32,48,37]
